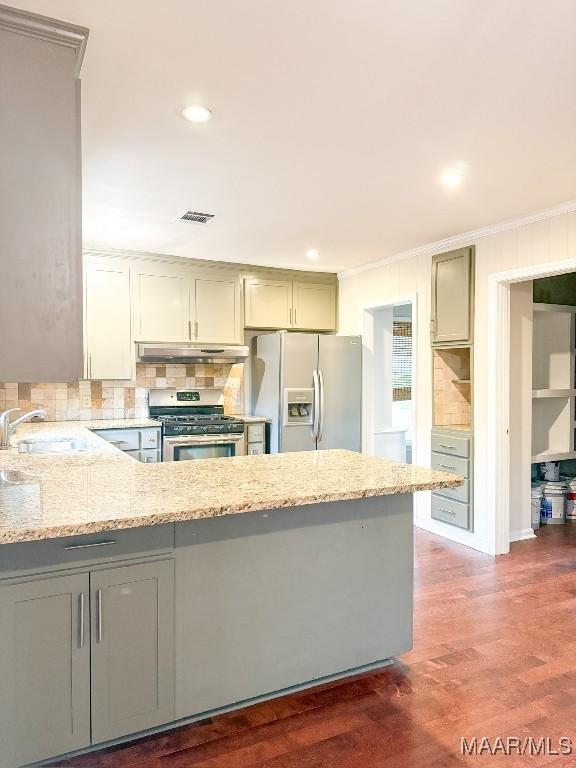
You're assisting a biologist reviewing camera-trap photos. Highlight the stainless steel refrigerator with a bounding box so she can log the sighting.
[252,331,362,453]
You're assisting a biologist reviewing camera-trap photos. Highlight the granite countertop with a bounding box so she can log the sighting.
[0,421,462,544]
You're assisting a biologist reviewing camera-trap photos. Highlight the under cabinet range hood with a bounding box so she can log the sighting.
[137,343,249,364]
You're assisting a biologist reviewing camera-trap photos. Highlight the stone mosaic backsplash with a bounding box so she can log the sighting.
[0,363,244,422]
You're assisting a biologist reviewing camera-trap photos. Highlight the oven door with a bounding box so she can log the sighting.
[162,433,246,462]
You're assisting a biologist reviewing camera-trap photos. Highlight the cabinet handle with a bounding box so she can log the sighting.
[289,308,292,325]
[439,464,457,471]
[195,320,199,338]
[438,508,456,516]
[96,588,103,643]
[64,540,116,551]
[436,444,456,450]
[294,308,297,325]
[88,353,92,380]
[79,592,85,648]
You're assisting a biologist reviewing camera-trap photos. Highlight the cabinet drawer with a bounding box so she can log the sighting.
[247,443,265,455]
[435,478,470,504]
[0,525,175,579]
[140,428,160,449]
[431,452,469,478]
[431,432,470,458]
[140,448,161,463]
[93,428,139,451]
[247,423,265,443]
[431,495,470,530]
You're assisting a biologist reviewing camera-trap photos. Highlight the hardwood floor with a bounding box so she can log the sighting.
[58,525,576,767]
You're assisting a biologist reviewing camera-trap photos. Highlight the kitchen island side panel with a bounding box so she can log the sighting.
[174,494,413,718]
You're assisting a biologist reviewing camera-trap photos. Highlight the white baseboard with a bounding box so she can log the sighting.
[509,528,536,543]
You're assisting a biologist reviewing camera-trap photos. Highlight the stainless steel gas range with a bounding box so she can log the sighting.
[149,389,246,462]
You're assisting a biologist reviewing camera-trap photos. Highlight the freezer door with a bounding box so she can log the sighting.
[280,333,318,452]
[317,335,362,451]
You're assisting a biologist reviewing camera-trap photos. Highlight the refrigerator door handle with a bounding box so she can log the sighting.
[312,369,320,440]
[318,369,325,442]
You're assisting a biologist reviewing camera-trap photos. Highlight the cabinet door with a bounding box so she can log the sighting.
[293,282,337,331]
[194,276,242,343]
[85,261,133,380]
[0,574,90,767]
[132,264,191,342]
[90,559,174,744]
[244,278,293,329]
[431,247,473,344]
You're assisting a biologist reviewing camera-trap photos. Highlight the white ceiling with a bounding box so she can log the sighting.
[13,0,576,271]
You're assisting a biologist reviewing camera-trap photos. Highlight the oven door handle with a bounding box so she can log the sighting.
[163,435,245,445]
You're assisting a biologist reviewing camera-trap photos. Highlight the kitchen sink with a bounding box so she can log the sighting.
[17,437,88,454]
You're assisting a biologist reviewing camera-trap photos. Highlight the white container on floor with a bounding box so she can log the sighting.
[565,480,576,522]
[531,484,542,530]
[541,481,567,524]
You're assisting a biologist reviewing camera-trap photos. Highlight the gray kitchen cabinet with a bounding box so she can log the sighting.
[90,559,175,743]
[92,427,162,462]
[431,427,473,532]
[431,247,474,345]
[0,8,88,381]
[0,573,91,767]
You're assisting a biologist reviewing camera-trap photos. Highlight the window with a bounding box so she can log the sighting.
[392,321,412,401]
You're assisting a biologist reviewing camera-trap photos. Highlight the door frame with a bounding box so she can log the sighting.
[489,256,576,555]
[359,294,418,459]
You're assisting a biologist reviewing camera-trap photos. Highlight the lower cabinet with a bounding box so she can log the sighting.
[90,560,175,743]
[0,559,174,767]
[0,573,91,767]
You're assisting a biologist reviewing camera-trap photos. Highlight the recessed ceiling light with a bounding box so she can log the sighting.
[306,249,319,260]
[441,161,468,189]
[182,105,213,123]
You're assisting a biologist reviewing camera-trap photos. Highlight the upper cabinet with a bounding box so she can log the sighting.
[0,7,89,382]
[132,262,242,345]
[85,260,133,380]
[244,278,337,331]
[194,277,241,343]
[244,279,293,329]
[431,247,474,345]
[292,282,337,331]
[132,264,191,343]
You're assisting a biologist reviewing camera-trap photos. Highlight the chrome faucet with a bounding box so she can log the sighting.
[0,408,48,450]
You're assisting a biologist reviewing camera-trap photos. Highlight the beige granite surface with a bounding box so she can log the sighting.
[0,422,462,545]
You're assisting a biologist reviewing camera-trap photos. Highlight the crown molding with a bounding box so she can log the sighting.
[338,199,576,280]
[0,3,89,75]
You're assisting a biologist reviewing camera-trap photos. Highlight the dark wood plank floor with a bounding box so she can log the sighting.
[56,525,576,767]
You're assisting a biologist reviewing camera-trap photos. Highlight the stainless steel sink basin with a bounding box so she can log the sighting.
[17,437,88,454]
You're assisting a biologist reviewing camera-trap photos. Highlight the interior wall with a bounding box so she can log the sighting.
[508,281,534,541]
[339,209,576,554]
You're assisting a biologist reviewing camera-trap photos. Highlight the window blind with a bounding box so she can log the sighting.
[392,321,412,401]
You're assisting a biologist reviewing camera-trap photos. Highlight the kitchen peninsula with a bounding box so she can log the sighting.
[0,422,461,768]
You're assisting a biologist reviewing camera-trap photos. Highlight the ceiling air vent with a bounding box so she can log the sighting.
[180,210,215,225]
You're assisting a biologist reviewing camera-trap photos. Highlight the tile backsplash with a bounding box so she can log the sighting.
[433,348,471,428]
[0,363,244,422]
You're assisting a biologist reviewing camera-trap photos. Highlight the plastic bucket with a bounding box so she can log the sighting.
[541,482,567,524]
[531,484,542,530]
[565,480,576,522]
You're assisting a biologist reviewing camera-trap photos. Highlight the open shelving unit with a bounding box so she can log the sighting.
[531,303,576,462]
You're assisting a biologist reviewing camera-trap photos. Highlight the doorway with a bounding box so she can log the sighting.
[489,256,576,555]
[361,298,416,463]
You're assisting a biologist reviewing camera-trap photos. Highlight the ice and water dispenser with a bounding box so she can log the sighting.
[283,388,313,426]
